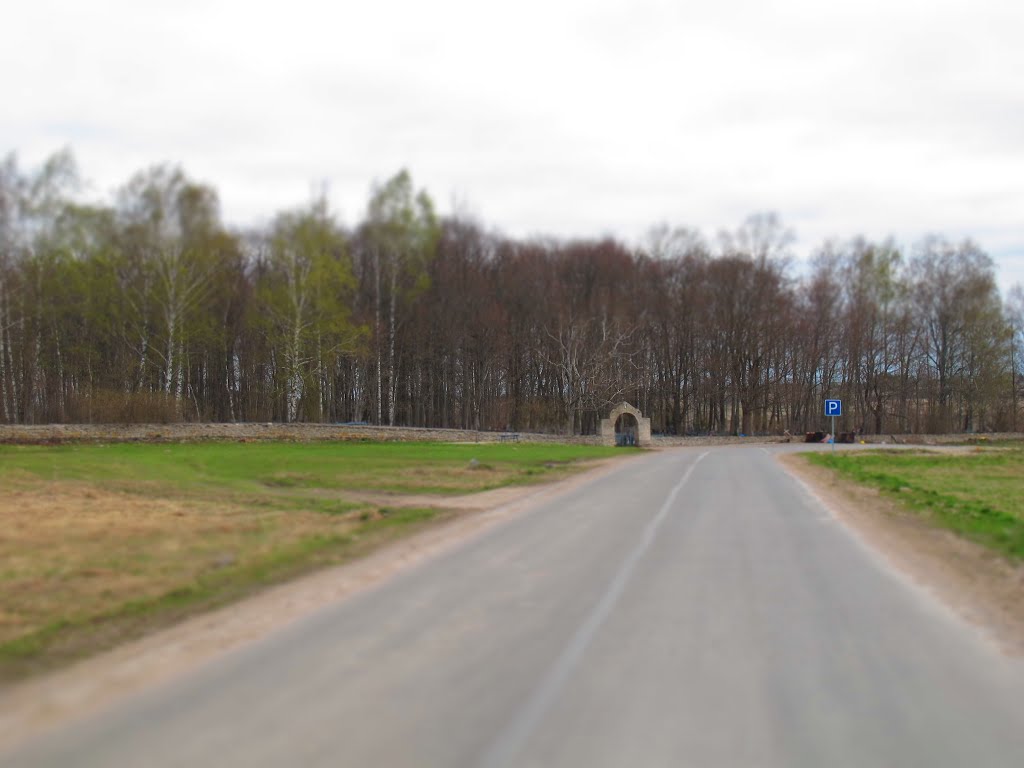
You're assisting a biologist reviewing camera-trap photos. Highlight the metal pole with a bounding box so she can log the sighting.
[832,414,835,453]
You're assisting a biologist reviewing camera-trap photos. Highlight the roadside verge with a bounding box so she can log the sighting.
[780,452,1024,657]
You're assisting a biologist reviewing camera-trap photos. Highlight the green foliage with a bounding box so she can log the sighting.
[366,168,440,296]
[807,448,1024,560]
[367,170,439,258]
[258,197,363,421]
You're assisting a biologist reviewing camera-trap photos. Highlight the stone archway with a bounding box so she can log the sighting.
[614,411,639,446]
[599,402,652,447]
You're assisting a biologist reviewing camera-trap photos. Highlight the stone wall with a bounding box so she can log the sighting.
[0,422,605,446]
[0,422,1018,447]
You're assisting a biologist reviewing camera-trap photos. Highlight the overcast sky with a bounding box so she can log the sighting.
[4,0,1023,291]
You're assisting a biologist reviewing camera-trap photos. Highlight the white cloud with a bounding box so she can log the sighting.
[3,0,1023,290]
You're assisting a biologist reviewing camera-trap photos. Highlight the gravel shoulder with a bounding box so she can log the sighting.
[780,452,1024,657]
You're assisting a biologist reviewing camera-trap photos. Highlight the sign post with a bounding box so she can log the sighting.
[824,399,842,453]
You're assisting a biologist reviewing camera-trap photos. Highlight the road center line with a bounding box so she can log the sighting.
[480,450,709,768]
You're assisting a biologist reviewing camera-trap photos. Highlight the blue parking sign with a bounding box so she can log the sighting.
[825,399,842,417]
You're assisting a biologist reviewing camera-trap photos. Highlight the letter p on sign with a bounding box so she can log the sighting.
[825,399,842,417]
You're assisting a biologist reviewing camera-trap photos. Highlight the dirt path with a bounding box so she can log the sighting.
[0,455,640,753]
[780,453,1024,657]
[329,484,557,511]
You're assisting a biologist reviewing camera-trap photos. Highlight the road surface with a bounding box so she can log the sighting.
[4,446,1023,767]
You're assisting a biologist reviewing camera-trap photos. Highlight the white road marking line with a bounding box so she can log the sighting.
[480,451,710,768]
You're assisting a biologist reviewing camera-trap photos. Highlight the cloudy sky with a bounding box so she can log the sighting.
[4,0,1023,290]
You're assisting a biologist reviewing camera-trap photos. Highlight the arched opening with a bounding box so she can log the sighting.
[614,412,639,447]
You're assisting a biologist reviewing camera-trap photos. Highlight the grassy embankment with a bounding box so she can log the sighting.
[805,445,1024,561]
[0,441,618,680]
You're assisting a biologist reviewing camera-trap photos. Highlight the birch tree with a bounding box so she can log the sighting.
[116,166,225,414]
[363,170,438,425]
[259,197,356,422]
[0,149,79,422]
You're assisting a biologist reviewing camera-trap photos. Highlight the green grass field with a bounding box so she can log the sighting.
[0,440,618,495]
[806,447,1024,561]
[0,440,618,680]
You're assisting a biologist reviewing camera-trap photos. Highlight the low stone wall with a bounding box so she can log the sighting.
[0,422,606,446]
[0,423,1019,447]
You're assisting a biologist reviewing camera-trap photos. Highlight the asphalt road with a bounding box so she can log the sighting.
[5,446,1024,767]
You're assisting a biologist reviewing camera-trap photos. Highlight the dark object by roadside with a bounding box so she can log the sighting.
[805,430,857,444]
[499,433,520,443]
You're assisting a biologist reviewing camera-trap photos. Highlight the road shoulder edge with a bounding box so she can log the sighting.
[777,452,1024,658]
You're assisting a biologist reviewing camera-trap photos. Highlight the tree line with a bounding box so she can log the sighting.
[1,150,1022,435]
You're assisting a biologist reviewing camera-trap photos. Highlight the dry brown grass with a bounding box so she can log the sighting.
[0,482,366,648]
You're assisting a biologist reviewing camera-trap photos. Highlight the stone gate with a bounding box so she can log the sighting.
[598,402,652,447]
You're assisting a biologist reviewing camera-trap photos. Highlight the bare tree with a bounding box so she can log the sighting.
[910,237,1002,432]
[1008,285,1024,431]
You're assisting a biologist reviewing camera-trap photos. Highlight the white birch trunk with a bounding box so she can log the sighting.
[31,268,44,420]
[288,318,303,422]
[137,332,148,392]
[164,301,176,396]
[175,340,185,402]
[0,291,9,423]
[374,248,382,425]
[53,323,64,421]
[285,250,308,423]
[388,264,397,426]
[226,352,237,422]
[316,329,324,422]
